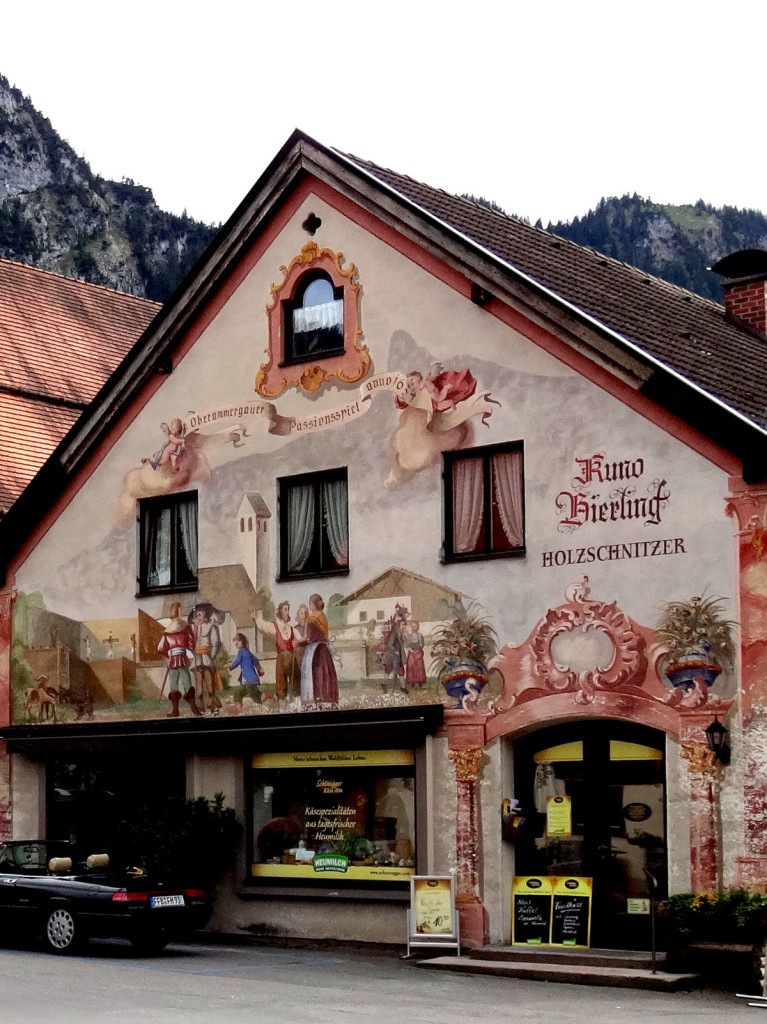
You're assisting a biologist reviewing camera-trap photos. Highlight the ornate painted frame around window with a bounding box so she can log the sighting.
[256,241,370,397]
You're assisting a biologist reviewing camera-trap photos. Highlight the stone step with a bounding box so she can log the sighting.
[471,945,668,971]
[413,955,701,991]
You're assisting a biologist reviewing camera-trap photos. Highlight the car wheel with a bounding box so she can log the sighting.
[44,906,83,954]
[130,931,169,955]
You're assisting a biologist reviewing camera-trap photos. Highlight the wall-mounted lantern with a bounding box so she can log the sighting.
[704,717,731,765]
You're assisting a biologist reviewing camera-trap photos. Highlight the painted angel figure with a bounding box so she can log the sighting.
[142,418,187,472]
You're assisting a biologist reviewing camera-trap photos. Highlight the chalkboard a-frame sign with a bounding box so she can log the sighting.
[512,876,553,945]
[512,876,592,948]
[550,876,592,948]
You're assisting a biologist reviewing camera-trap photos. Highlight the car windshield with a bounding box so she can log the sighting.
[0,841,76,873]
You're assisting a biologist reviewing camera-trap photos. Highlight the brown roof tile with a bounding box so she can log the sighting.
[347,156,767,431]
[0,259,159,510]
[0,393,80,510]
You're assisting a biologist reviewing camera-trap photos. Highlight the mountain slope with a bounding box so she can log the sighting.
[0,74,216,301]
[547,195,767,301]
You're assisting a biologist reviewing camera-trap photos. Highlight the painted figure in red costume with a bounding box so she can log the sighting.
[157,601,201,717]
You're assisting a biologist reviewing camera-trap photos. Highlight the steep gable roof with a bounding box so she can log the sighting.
[0,259,159,511]
[345,155,767,434]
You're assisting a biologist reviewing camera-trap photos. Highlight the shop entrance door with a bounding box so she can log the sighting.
[513,721,667,950]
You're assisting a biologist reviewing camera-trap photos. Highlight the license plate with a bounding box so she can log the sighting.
[149,894,185,908]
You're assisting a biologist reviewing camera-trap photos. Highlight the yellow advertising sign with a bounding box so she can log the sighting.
[252,750,414,769]
[412,876,454,935]
[546,795,572,836]
[251,862,414,881]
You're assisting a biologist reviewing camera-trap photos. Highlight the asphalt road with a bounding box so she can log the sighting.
[0,938,757,1024]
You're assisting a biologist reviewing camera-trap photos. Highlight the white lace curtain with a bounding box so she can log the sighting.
[452,451,524,552]
[146,506,172,587]
[144,496,198,586]
[293,299,343,334]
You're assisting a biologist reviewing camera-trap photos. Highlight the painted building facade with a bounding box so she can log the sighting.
[1,134,766,949]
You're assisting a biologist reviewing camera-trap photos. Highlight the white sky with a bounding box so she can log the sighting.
[0,1,763,228]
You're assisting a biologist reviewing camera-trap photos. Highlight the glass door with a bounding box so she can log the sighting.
[513,722,667,949]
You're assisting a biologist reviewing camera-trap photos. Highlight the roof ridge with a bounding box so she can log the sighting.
[0,256,161,308]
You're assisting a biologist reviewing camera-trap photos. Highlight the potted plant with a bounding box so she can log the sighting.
[429,602,498,708]
[668,889,767,945]
[655,593,737,691]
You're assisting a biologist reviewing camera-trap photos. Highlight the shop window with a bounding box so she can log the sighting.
[249,750,416,884]
[443,442,525,561]
[137,491,198,595]
[283,272,344,365]
[278,468,349,580]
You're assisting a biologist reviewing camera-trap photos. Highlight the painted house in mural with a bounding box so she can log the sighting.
[1,133,767,950]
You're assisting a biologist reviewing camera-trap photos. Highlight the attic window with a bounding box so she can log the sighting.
[283,272,344,365]
[258,242,369,398]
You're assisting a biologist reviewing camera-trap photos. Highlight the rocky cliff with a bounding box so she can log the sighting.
[0,74,216,300]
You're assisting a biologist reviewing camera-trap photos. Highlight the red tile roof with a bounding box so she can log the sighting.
[0,259,159,510]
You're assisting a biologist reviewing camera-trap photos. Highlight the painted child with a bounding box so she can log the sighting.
[230,633,264,703]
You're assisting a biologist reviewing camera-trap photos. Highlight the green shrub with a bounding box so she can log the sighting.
[668,889,767,943]
[112,792,241,891]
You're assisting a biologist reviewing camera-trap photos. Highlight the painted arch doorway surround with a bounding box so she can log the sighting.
[513,721,667,950]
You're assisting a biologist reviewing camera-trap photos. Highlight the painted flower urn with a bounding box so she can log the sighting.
[655,595,736,692]
[429,602,497,710]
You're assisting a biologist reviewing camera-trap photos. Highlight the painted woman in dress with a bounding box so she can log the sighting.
[299,594,339,708]
[404,619,427,688]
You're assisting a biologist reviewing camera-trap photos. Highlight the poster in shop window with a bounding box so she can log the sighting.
[546,795,572,837]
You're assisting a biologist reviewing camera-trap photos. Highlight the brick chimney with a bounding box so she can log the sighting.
[711,249,767,335]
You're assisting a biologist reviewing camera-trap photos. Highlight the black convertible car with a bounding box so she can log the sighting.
[0,840,211,954]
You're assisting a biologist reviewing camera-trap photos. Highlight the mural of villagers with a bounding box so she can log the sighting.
[12,581,497,725]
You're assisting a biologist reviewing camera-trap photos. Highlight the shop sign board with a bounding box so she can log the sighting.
[512,875,592,948]
[406,875,460,956]
[252,750,414,769]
